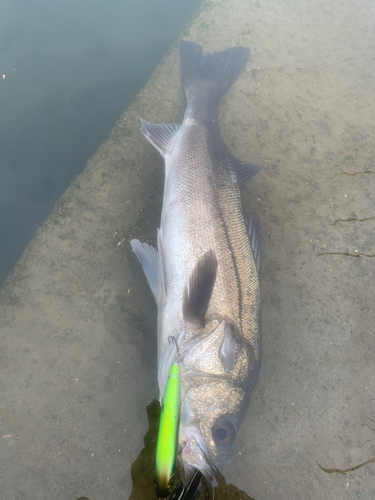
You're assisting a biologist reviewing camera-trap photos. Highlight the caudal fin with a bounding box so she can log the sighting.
[179,41,250,102]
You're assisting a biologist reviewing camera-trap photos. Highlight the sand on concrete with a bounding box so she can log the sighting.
[1,0,374,499]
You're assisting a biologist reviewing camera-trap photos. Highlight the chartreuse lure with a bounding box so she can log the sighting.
[154,363,180,498]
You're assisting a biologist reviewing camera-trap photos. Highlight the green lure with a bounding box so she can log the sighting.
[154,363,180,498]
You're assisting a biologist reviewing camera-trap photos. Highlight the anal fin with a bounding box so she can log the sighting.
[140,120,180,157]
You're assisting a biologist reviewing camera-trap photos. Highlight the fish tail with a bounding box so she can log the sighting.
[179,41,250,103]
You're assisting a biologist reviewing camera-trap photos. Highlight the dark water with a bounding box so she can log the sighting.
[0,0,201,287]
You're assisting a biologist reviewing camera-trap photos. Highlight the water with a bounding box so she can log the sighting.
[0,0,201,287]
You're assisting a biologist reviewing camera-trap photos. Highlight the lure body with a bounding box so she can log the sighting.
[154,363,180,498]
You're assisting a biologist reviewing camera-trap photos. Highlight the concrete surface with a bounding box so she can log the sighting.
[0,0,374,499]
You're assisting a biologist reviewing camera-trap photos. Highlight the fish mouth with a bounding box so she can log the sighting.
[178,427,219,488]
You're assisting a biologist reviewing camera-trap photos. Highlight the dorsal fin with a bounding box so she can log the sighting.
[228,152,261,189]
[235,162,261,189]
[140,119,180,157]
[245,214,261,275]
[183,250,218,326]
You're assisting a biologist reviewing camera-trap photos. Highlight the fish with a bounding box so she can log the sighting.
[131,40,261,491]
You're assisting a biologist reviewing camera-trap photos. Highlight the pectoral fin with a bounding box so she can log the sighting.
[183,250,218,326]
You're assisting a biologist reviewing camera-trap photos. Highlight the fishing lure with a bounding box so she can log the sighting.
[170,469,203,500]
[154,363,180,498]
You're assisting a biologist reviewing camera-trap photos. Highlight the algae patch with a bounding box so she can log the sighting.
[316,457,375,475]
[330,168,375,178]
[330,216,375,226]
[317,252,375,258]
[128,400,257,500]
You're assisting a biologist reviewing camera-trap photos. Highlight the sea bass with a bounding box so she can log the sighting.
[131,41,261,490]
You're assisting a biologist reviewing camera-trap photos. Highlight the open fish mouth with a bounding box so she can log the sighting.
[178,429,219,488]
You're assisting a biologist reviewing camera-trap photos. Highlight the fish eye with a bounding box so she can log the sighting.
[212,419,236,446]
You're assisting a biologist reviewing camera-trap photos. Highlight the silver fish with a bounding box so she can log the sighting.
[131,41,261,489]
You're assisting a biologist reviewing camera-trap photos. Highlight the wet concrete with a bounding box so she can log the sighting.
[0,0,374,499]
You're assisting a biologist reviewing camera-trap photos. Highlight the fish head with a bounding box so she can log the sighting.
[178,385,245,487]
[177,320,255,487]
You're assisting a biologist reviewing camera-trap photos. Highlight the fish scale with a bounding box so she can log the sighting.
[163,118,260,351]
